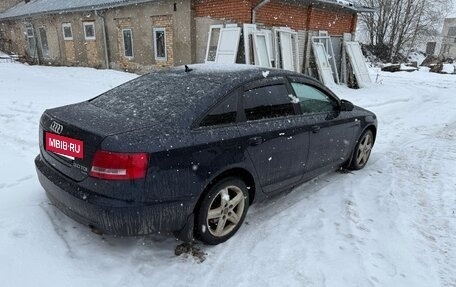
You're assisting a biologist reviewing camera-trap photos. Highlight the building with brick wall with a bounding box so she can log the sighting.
[0,0,193,72]
[0,0,372,74]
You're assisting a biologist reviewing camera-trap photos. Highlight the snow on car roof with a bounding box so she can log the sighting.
[174,63,299,77]
[89,64,300,131]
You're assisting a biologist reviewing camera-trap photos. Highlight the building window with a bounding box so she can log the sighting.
[38,27,50,58]
[153,28,167,60]
[25,24,37,58]
[83,22,95,40]
[26,25,34,37]
[122,28,134,58]
[62,23,73,40]
[448,26,456,36]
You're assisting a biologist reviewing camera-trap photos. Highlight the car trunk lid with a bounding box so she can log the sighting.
[40,102,149,182]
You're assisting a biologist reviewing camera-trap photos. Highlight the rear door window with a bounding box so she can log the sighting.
[200,93,237,127]
[242,84,295,121]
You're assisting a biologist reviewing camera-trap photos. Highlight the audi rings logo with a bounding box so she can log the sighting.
[50,121,64,134]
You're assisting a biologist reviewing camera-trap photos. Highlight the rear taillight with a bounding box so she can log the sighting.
[89,150,149,180]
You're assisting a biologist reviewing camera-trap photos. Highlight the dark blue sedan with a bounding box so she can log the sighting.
[35,65,377,245]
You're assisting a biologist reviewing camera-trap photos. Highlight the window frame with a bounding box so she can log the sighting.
[83,21,96,40]
[205,25,223,63]
[287,76,341,116]
[25,24,37,59]
[153,27,167,61]
[238,77,300,123]
[122,28,134,58]
[62,23,73,40]
[38,26,50,59]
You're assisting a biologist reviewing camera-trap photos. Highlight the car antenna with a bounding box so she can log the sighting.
[185,65,193,73]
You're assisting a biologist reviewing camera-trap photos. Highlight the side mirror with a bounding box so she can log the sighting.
[340,99,354,112]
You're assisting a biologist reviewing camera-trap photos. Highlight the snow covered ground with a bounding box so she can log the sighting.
[0,63,455,287]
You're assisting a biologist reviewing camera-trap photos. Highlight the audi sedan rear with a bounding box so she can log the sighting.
[35,64,377,245]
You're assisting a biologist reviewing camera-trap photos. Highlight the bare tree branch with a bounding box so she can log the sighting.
[356,0,454,61]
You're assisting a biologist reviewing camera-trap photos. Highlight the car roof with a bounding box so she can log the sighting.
[90,64,320,132]
[182,63,316,85]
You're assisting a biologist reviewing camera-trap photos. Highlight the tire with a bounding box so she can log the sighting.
[348,129,374,170]
[195,177,249,245]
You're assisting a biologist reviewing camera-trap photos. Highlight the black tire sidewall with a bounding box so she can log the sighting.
[195,177,249,245]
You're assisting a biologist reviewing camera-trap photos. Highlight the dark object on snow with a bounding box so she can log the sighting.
[35,64,377,245]
[175,242,206,263]
[422,54,455,73]
[422,55,439,67]
[430,63,444,73]
[185,65,192,72]
[402,63,419,72]
[381,64,401,73]
[430,63,455,74]
[421,55,445,67]
[381,63,417,73]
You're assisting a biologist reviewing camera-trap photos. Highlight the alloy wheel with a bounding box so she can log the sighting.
[356,132,373,166]
[206,185,245,237]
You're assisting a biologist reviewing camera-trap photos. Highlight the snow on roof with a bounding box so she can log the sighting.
[0,0,374,20]
[0,0,156,20]
[316,0,375,12]
[327,0,354,6]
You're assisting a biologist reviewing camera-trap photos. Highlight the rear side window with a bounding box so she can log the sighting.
[291,83,337,113]
[200,94,237,127]
[243,84,295,121]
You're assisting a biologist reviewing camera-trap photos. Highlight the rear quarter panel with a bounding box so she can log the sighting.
[102,125,259,206]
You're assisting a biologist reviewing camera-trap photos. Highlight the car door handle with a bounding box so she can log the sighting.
[248,136,264,146]
[311,125,321,133]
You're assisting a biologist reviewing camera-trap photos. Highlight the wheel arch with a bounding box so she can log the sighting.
[194,167,257,214]
[364,124,377,145]
[343,124,377,169]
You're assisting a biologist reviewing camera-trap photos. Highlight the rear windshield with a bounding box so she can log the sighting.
[90,70,222,125]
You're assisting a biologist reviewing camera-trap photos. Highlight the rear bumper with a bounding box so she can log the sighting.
[35,155,195,236]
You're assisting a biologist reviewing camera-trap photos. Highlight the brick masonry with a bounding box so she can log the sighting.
[1,0,357,72]
[151,15,174,67]
[195,0,357,35]
[195,0,253,24]
[116,17,135,71]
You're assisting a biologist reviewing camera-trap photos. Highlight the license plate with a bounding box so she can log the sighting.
[45,132,84,160]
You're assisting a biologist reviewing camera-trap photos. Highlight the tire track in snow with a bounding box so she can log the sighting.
[198,175,340,286]
[339,158,398,286]
[363,98,411,109]
[39,201,77,259]
[384,117,456,286]
[411,123,456,286]
[1,100,41,154]
[0,174,34,190]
